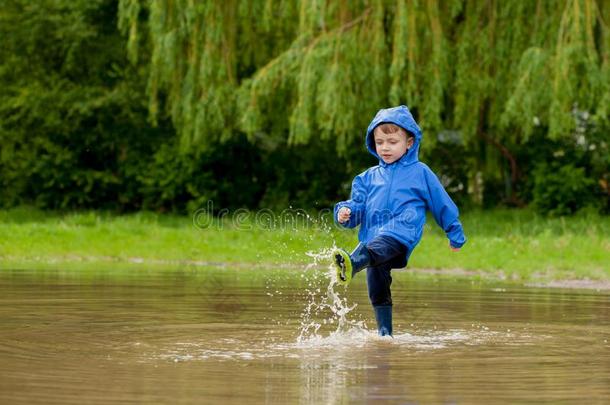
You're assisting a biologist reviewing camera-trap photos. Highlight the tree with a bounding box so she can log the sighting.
[1,1,607,212]
[119,0,608,207]
[0,0,156,209]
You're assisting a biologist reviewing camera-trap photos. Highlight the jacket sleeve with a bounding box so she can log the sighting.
[423,167,466,248]
[334,173,367,229]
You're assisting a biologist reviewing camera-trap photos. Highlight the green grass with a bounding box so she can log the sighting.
[0,206,608,281]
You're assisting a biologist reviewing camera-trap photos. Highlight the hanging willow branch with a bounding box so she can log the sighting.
[118,0,608,155]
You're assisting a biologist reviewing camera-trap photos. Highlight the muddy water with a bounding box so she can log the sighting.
[0,266,608,404]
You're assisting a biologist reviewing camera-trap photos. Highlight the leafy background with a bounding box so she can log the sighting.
[1,0,608,215]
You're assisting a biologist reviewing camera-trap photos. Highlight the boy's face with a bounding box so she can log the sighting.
[374,130,414,164]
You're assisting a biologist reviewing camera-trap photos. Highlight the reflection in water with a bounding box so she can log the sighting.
[0,266,608,404]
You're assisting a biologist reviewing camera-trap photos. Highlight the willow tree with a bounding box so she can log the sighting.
[118,0,608,202]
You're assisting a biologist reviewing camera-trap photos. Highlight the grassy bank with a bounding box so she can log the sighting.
[0,206,608,282]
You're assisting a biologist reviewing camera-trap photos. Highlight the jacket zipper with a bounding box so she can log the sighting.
[386,164,395,210]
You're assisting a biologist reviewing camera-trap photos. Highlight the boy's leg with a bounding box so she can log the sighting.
[366,263,393,307]
[365,238,408,336]
[367,263,393,336]
[333,235,406,285]
[366,235,407,268]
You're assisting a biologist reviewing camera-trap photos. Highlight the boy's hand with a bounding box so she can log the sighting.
[337,207,351,224]
[449,242,460,252]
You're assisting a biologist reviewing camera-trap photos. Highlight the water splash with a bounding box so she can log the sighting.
[297,247,367,343]
[155,329,523,363]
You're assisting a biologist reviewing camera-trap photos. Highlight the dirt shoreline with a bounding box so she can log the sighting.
[2,255,609,291]
[397,268,610,291]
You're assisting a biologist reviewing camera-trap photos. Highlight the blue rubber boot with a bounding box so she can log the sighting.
[374,305,393,336]
[333,243,371,286]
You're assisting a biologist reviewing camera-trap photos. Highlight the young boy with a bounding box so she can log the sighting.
[333,105,466,336]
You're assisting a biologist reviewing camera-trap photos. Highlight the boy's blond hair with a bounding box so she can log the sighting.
[374,123,414,139]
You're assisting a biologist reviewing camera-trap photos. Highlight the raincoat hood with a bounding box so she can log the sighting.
[366,105,422,166]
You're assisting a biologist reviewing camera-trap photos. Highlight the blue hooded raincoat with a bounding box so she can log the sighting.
[334,105,466,262]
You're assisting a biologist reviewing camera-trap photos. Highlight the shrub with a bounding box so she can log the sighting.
[532,163,596,216]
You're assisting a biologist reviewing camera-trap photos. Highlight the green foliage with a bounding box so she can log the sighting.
[517,106,610,215]
[119,0,608,150]
[0,0,261,212]
[0,0,148,209]
[1,0,608,214]
[115,0,608,213]
[0,0,356,214]
[532,163,597,215]
[137,136,266,213]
